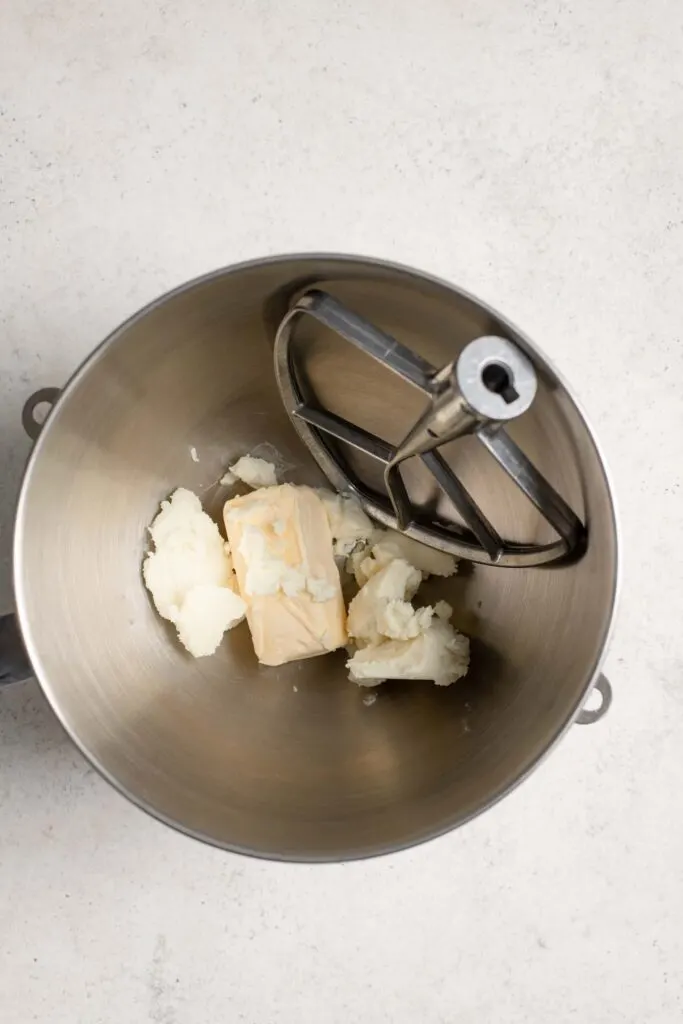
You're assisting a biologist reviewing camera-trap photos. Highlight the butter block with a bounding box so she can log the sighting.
[224,484,347,666]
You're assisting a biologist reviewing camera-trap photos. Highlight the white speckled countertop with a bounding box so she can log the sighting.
[2,2,682,1021]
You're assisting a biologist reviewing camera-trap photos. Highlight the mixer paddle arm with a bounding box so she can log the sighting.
[274,288,586,567]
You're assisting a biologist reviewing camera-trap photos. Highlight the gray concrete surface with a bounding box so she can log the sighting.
[1,1,682,1021]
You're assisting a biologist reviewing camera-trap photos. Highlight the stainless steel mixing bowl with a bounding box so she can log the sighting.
[2,255,619,861]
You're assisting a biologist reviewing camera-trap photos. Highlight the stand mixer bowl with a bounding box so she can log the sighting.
[10,254,618,861]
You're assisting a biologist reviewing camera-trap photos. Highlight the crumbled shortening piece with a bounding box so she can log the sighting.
[348,618,470,687]
[189,446,199,463]
[175,584,245,658]
[228,455,278,489]
[224,484,347,666]
[378,600,434,641]
[220,470,237,486]
[347,558,423,647]
[143,488,245,657]
[345,553,468,687]
[318,489,374,557]
[347,528,458,586]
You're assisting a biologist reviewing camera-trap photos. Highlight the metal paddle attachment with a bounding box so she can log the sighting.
[274,288,585,567]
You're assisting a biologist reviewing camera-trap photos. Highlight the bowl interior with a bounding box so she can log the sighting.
[15,257,617,860]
